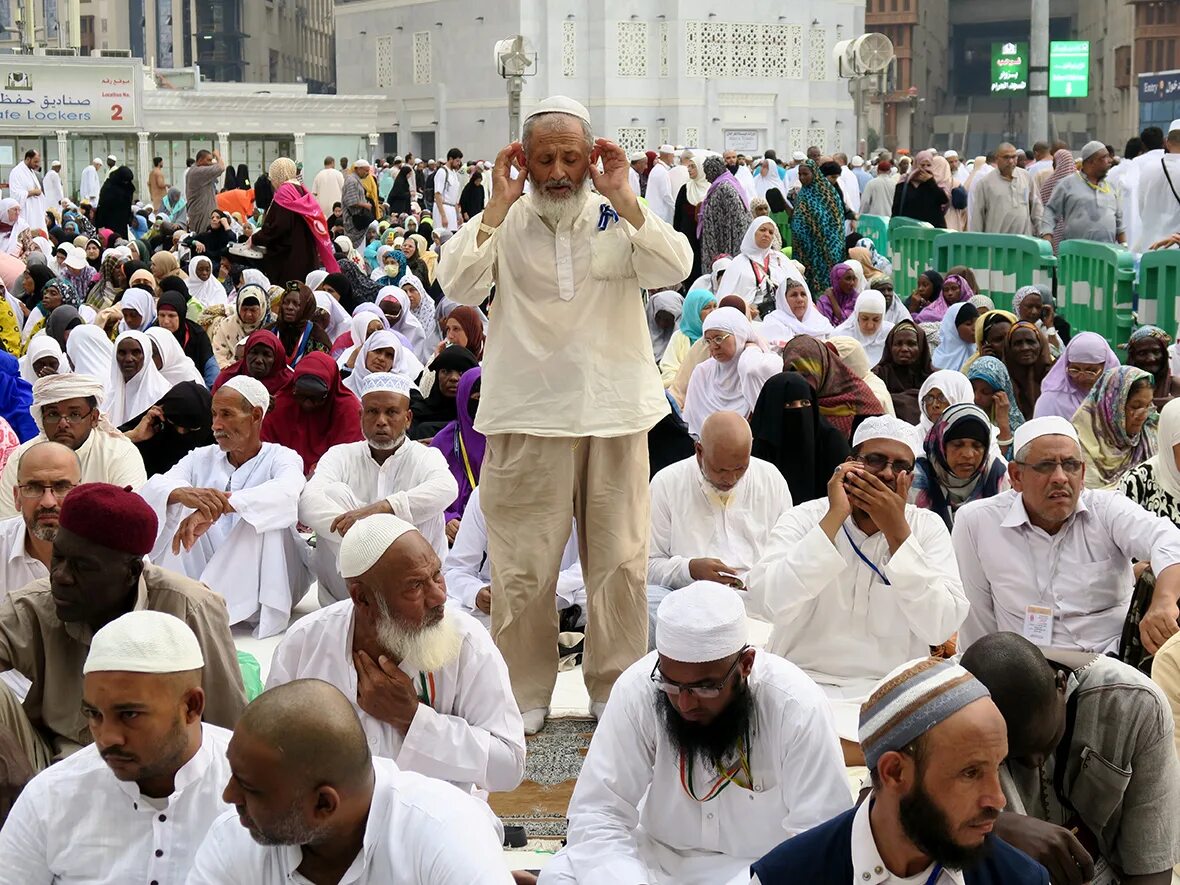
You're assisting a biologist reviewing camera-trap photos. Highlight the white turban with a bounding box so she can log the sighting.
[30,373,108,432]
[656,581,748,663]
[852,415,923,458]
[357,371,414,401]
[339,513,417,578]
[83,611,204,674]
[1012,415,1080,456]
[221,376,271,416]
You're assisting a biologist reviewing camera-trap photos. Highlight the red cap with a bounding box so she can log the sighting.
[59,483,158,555]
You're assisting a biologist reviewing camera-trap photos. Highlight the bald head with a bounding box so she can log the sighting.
[696,411,752,493]
[14,440,81,540]
[16,440,82,482]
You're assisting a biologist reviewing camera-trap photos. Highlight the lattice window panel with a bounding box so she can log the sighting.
[376,35,394,87]
[617,128,648,155]
[684,126,700,146]
[684,22,803,80]
[659,22,670,77]
[809,27,827,81]
[807,128,828,152]
[616,21,649,78]
[413,31,432,84]
[790,127,805,153]
[562,21,576,77]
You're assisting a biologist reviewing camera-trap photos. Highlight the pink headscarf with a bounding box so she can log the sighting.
[914,273,975,324]
[1033,331,1120,421]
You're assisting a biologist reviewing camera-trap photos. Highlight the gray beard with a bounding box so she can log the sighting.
[367,432,405,452]
[530,177,591,226]
[374,599,463,672]
[29,522,58,542]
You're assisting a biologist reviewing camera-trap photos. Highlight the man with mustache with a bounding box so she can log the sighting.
[747,658,1048,884]
[0,442,79,595]
[0,374,146,519]
[0,611,234,883]
[438,95,692,735]
[136,376,311,638]
[540,582,849,884]
[266,513,525,797]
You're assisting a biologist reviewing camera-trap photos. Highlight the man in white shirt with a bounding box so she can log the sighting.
[445,486,587,632]
[437,96,692,733]
[0,442,79,598]
[434,147,464,231]
[540,582,850,885]
[310,155,345,219]
[1026,141,1053,179]
[954,415,1180,656]
[0,611,233,885]
[1132,119,1180,253]
[299,372,457,605]
[79,158,102,205]
[833,153,862,215]
[628,151,646,197]
[645,144,677,223]
[42,160,63,208]
[8,149,47,230]
[648,411,791,641]
[0,374,146,519]
[136,377,310,639]
[946,149,969,185]
[267,514,525,796]
[187,679,516,884]
[745,416,968,754]
[969,142,1043,236]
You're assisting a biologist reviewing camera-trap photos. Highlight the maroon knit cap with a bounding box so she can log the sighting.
[59,483,158,555]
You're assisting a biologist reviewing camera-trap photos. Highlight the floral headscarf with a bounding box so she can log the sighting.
[966,356,1026,433]
[1073,365,1159,488]
[912,402,1008,528]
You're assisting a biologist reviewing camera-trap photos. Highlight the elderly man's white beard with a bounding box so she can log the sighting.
[374,599,463,672]
[366,431,405,451]
[530,174,591,226]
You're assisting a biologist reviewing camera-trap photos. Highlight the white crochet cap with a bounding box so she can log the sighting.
[220,375,270,416]
[84,611,204,674]
[852,415,923,458]
[358,371,414,400]
[339,513,417,578]
[524,95,591,126]
[1012,415,1079,457]
[656,581,748,663]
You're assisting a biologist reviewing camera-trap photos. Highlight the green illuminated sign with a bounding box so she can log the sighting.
[991,42,1028,94]
[1049,41,1090,98]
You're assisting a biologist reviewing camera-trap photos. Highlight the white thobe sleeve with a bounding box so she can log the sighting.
[951,506,998,649]
[297,446,359,535]
[0,781,52,883]
[746,515,847,625]
[434,210,497,306]
[1095,490,1180,575]
[385,446,458,524]
[186,814,248,884]
[106,437,148,490]
[877,511,968,646]
[626,202,694,288]
[264,630,300,690]
[137,452,199,554]
[647,474,694,589]
[224,447,304,533]
[7,165,31,206]
[397,625,526,793]
[444,500,490,611]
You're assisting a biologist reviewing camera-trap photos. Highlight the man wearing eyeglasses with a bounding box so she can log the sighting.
[954,415,1180,658]
[0,442,79,598]
[540,582,849,885]
[746,416,968,764]
[0,374,146,520]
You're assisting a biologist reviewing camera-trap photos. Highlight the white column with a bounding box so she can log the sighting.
[367,132,379,163]
[217,131,230,188]
[55,130,70,199]
[136,132,151,193]
[293,132,306,167]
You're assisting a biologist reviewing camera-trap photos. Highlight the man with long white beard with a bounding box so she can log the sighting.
[266,514,525,798]
[438,95,692,735]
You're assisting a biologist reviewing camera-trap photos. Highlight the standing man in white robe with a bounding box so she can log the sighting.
[79,158,102,205]
[539,582,850,885]
[136,377,310,639]
[299,372,457,605]
[646,144,677,224]
[42,160,63,208]
[437,96,693,735]
[267,515,526,797]
[8,149,47,230]
[434,148,464,232]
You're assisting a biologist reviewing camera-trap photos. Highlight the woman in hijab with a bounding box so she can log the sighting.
[815,262,860,325]
[93,166,136,237]
[789,159,847,295]
[378,284,429,362]
[872,320,933,424]
[892,150,948,227]
[397,272,441,355]
[672,153,711,287]
[429,366,484,527]
[829,336,896,417]
[1125,325,1180,407]
[961,309,1018,373]
[186,255,227,309]
[19,264,58,314]
[966,356,1024,451]
[342,330,403,396]
[105,330,174,427]
[252,157,338,286]
[438,305,486,362]
[1121,397,1180,525]
[410,345,480,441]
[182,209,237,265]
[145,324,205,388]
[85,252,125,310]
[1003,320,1052,419]
[266,282,332,365]
[161,187,186,224]
[715,217,790,313]
[760,275,833,344]
[66,323,114,384]
[781,334,884,438]
[406,233,436,283]
[0,352,36,441]
[915,272,973,324]
[646,291,684,363]
[930,302,979,372]
[1034,331,1120,420]
[1011,284,1065,358]
[1074,365,1159,489]
[459,168,486,222]
[121,381,214,477]
[912,402,1010,530]
[905,269,943,317]
[930,154,965,232]
[659,288,717,388]
[918,369,976,437]
[698,156,752,271]
[389,165,414,216]
[59,249,98,306]
[682,306,781,435]
[749,371,851,503]
[1040,148,1078,252]
[210,283,270,368]
[262,352,362,476]
[149,250,185,284]
[213,328,294,396]
[21,278,71,344]
[116,286,157,335]
[832,290,893,367]
[44,304,83,352]
[19,334,64,384]
[336,303,389,364]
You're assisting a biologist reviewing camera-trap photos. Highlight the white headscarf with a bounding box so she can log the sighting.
[305,269,329,293]
[647,290,684,362]
[930,302,976,372]
[1149,398,1180,499]
[833,291,894,367]
[918,369,976,436]
[684,154,710,206]
[104,330,174,425]
[186,256,227,308]
[313,291,351,342]
[739,216,779,262]
[66,323,115,386]
[118,287,157,333]
[378,283,428,362]
[20,334,65,384]
[753,159,783,199]
[760,269,833,342]
[343,330,416,397]
[241,268,271,290]
[146,327,205,386]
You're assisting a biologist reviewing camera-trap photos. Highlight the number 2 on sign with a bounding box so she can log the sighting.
[110,104,123,121]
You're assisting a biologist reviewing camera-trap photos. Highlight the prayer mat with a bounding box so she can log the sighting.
[489,716,596,838]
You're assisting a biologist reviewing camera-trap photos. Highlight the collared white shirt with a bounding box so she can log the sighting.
[187,757,514,884]
[648,455,792,589]
[437,193,691,438]
[0,722,232,885]
[953,488,1180,653]
[645,160,676,223]
[433,166,461,206]
[0,514,48,600]
[551,650,851,885]
[265,602,525,795]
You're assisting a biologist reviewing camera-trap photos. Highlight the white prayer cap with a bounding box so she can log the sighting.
[656,582,748,663]
[358,371,414,401]
[852,415,923,458]
[51,159,61,168]
[851,155,864,167]
[1169,120,1180,136]
[1080,140,1106,161]
[792,151,806,162]
[84,611,204,675]
[524,95,591,126]
[354,158,371,169]
[944,150,959,159]
[658,143,676,154]
[107,154,117,162]
[1012,415,1080,457]
[92,157,102,164]
[629,151,646,162]
[220,375,270,416]
[394,155,404,163]
[340,513,417,579]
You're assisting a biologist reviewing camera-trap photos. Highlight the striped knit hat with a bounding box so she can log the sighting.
[859,658,990,770]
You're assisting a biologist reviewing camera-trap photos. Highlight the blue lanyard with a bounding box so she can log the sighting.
[843,526,892,586]
[925,864,944,885]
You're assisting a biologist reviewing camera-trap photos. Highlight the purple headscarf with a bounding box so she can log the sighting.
[817,262,858,323]
[429,366,484,523]
[1033,331,1120,421]
[914,273,975,324]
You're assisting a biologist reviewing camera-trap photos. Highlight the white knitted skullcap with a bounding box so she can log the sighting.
[220,376,270,416]
[524,95,590,125]
[339,513,417,578]
[656,581,748,663]
[84,611,204,674]
[852,415,923,458]
[358,371,414,401]
[1012,415,1079,457]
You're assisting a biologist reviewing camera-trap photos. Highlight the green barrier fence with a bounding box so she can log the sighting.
[932,233,1057,303]
[1057,240,1136,341]
[1137,250,1180,335]
[888,219,939,301]
[856,214,889,256]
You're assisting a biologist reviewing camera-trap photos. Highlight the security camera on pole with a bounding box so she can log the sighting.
[494,36,538,143]
[833,34,895,151]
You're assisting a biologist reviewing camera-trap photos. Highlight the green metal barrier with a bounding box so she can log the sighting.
[1057,240,1136,341]
[856,214,889,256]
[932,232,1057,303]
[1137,249,1180,334]
[888,220,939,301]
